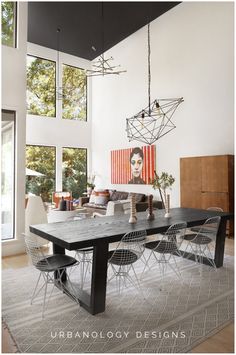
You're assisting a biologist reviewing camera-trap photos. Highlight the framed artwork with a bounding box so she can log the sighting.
[111,145,156,184]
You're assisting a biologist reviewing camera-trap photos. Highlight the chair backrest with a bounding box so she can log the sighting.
[25,195,48,246]
[109,230,147,264]
[198,216,221,241]
[23,233,49,271]
[207,207,223,212]
[52,191,72,208]
[165,221,187,240]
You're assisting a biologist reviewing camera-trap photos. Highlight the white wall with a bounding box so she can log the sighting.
[26,43,92,190]
[91,2,234,206]
[2,3,28,256]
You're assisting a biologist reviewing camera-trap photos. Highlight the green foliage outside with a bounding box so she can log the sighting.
[62,65,87,121]
[62,148,87,199]
[26,57,87,120]
[27,56,56,117]
[1,2,15,47]
[26,145,56,202]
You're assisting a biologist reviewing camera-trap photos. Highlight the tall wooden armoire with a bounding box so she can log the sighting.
[180,155,234,236]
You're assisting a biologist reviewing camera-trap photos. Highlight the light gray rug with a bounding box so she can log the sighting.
[2,251,234,353]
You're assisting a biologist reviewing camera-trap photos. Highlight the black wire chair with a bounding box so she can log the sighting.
[23,233,79,318]
[108,230,147,294]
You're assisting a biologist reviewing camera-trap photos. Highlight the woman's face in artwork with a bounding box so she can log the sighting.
[130,153,143,177]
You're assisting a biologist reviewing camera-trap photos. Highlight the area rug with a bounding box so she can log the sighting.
[2,252,234,353]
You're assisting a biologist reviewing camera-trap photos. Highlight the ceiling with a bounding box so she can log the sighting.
[28,2,180,61]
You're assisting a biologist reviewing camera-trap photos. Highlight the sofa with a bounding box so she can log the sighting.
[79,189,163,215]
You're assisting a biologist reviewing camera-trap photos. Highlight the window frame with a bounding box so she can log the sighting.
[1,109,16,241]
[62,62,88,122]
[25,144,57,203]
[62,146,88,198]
[1,1,17,48]
[26,54,57,118]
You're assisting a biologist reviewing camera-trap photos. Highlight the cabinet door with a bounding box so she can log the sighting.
[180,157,202,208]
[201,192,229,211]
[201,156,229,193]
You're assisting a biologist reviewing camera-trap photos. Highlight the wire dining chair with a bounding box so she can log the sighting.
[143,222,187,281]
[190,207,223,234]
[108,230,147,294]
[182,216,221,269]
[23,233,79,318]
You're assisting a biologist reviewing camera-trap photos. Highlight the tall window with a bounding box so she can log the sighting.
[26,145,56,202]
[1,110,15,240]
[62,148,87,198]
[27,55,56,117]
[1,2,17,47]
[62,64,87,121]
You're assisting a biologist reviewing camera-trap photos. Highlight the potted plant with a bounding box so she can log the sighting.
[150,170,175,217]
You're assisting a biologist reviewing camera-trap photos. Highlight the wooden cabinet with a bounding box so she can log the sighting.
[180,155,234,236]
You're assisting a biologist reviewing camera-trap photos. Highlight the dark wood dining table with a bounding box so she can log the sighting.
[30,207,233,315]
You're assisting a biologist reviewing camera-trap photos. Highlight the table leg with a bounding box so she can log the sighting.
[53,243,66,281]
[214,218,227,267]
[90,242,109,315]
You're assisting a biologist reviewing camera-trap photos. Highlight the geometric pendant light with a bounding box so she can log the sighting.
[126,23,183,145]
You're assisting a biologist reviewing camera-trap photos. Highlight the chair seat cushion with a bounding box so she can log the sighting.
[108,249,138,265]
[36,254,77,272]
[145,240,178,253]
[183,233,212,245]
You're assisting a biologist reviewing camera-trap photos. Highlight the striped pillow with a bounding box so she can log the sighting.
[94,190,110,205]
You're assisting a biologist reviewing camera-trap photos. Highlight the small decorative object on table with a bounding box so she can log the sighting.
[147,194,155,220]
[129,193,137,224]
[150,170,175,218]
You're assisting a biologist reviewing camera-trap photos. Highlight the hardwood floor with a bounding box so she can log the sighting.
[2,239,234,353]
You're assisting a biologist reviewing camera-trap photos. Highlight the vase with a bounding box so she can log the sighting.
[164,193,171,218]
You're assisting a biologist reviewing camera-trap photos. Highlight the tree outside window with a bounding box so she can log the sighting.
[62,148,87,199]
[26,145,56,202]
[1,2,16,47]
[62,64,87,121]
[27,55,56,117]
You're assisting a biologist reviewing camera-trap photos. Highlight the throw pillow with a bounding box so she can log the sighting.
[94,190,110,205]
[89,190,96,203]
[110,191,129,201]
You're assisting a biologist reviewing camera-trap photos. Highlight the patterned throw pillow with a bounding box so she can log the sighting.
[94,190,110,205]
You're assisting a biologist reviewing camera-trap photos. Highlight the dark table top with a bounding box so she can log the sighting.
[30,207,233,251]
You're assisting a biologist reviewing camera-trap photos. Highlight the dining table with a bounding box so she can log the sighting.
[30,207,233,315]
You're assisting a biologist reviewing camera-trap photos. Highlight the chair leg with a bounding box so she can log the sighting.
[42,274,49,319]
[31,272,43,304]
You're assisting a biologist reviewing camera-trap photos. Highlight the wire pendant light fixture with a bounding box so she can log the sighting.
[86,3,126,77]
[126,23,183,145]
[56,28,64,100]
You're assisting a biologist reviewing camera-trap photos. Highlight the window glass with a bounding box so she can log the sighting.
[1,110,15,240]
[1,2,16,47]
[62,148,87,198]
[62,64,87,121]
[26,145,56,203]
[27,55,56,117]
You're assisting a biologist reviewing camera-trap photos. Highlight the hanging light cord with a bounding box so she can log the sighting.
[148,23,151,114]
[57,28,60,91]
